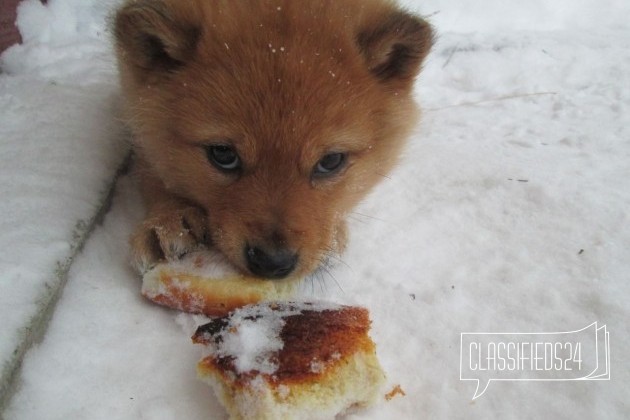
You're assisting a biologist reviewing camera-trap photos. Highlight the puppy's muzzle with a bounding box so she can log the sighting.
[245,245,298,279]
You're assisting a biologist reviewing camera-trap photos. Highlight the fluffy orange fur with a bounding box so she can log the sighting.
[115,0,433,279]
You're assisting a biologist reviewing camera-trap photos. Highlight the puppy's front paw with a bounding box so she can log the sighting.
[130,207,208,274]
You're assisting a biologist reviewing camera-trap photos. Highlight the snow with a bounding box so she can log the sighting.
[2,0,630,419]
[208,303,296,375]
[200,302,344,376]
[400,0,630,32]
[0,0,127,404]
[0,75,125,362]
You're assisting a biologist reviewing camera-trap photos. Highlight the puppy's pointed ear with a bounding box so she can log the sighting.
[357,11,433,88]
[114,0,200,78]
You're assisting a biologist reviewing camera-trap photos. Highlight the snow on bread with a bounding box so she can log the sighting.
[192,302,386,420]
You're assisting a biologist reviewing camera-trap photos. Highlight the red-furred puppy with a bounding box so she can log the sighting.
[114,0,433,280]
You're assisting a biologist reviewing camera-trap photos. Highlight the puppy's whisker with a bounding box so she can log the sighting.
[315,270,326,295]
[320,263,344,294]
[375,172,392,180]
[309,253,345,295]
[320,247,352,271]
[347,215,369,225]
[350,212,386,223]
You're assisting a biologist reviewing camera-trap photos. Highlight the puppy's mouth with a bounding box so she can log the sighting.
[207,237,302,281]
[207,221,343,281]
[243,244,299,280]
[211,239,339,281]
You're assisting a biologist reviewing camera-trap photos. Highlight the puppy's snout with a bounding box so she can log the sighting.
[245,245,298,279]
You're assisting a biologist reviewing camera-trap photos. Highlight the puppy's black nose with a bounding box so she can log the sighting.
[245,245,298,279]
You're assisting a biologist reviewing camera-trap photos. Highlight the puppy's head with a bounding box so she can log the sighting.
[115,0,433,279]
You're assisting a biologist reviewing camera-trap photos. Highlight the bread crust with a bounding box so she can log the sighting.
[193,303,385,419]
[142,251,298,316]
[194,306,373,385]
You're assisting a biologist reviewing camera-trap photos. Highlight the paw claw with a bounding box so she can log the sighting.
[130,206,208,274]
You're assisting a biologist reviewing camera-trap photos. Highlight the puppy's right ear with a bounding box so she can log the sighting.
[114,0,200,79]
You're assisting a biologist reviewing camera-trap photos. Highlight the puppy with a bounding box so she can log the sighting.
[114,0,433,280]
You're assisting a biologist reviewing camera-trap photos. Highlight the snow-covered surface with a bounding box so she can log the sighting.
[0,0,127,406]
[2,0,630,419]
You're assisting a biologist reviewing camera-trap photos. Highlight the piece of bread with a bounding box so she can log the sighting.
[192,302,386,420]
[141,251,299,317]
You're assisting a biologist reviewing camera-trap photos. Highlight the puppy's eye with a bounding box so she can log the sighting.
[206,145,241,172]
[313,152,347,177]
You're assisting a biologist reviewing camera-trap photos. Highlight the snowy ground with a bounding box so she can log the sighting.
[2,0,630,419]
[0,0,127,407]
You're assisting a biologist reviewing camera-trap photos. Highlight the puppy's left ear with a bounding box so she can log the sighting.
[357,11,434,88]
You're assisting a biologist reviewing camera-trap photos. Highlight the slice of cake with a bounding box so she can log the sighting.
[141,251,299,316]
[192,302,385,420]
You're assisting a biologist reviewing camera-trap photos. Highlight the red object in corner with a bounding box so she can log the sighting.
[1,0,47,54]
[0,0,23,53]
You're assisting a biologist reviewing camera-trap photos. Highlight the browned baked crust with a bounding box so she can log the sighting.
[193,304,373,387]
[141,252,299,317]
[193,302,386,419]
